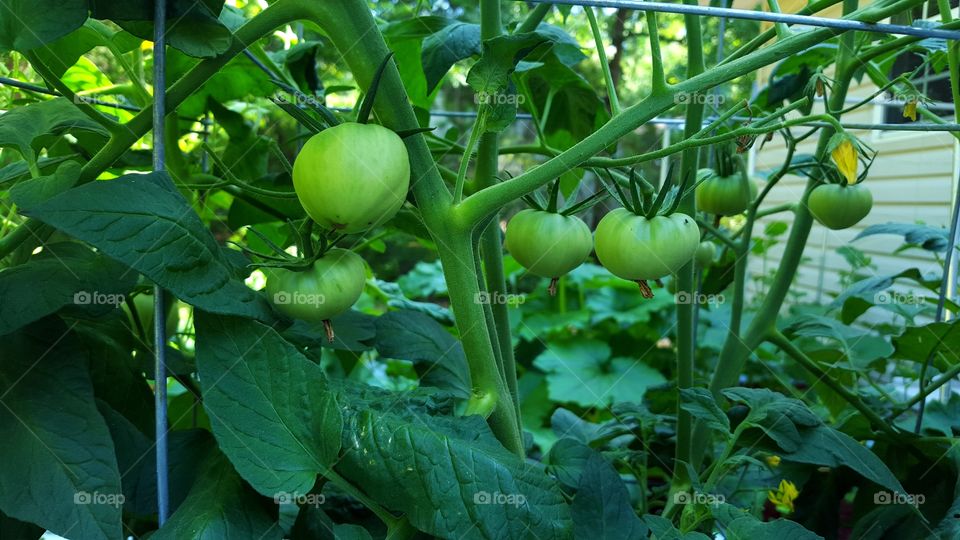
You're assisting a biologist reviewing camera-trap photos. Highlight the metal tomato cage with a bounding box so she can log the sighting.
[1,0,958,524]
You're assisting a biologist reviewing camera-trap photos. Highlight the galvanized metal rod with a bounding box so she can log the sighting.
[524,0,960,40]
[152,0,170,525]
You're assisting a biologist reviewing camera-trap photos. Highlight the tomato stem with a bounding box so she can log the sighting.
[636,280,653,299]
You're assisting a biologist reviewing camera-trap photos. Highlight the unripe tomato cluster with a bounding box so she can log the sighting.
[265,123,411,336]
[505,206,701,298]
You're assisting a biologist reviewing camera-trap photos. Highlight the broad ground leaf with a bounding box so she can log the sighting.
[712,504,823,539]
[0,0,87,52]
[151,450,281,540]
[572,453,647,539]
[0,97,108,161]
[194,312,342,497]
[374,310,471,398]
[535,339,666,407]
[0,242,137,335]
[24,172,274,321]
[0,319,122,540]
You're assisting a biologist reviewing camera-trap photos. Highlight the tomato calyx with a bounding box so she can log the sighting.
[636,280,653,299]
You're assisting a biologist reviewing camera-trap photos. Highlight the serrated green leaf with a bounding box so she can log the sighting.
[680,388,731,437]
[0,319,122,540]
[572,452,647,540]
[194,312,343,497]
[0,97,109,161]
[712,503,823,539]
[23,172,275,322]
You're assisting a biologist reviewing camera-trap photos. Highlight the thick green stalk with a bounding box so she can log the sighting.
[476,0,520,425]
[586,7,622,115]
[309,0,523,455]
[517,2,551,33]
[674,0,706,476]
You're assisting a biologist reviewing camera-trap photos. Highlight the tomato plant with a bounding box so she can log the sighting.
[0,0,958,538]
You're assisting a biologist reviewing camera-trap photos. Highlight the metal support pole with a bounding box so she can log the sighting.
[152,0,170,525]
[523,0,960,40]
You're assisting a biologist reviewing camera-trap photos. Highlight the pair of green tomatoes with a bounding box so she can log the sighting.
[505,208,701,297]
[264,123,409,330]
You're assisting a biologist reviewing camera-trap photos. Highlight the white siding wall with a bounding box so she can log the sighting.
[748,80,957,313]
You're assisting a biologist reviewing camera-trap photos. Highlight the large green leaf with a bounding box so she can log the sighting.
[151,450,282,540]
[421,22,481,92]
[712,504,823,539]
[893,320,960,368]
[194,312,343,497]
[23,172,275,321]
[374,310,471,398]
[0,0,87,52]
[679,388,731,438]
[723,387,821,452]
[91,0,232,58]
[0,97,109,161]
[0,319,122,540]
[572,453,647,539]
[0,242,137,335]
[335,391,572,539]
[534,339,666,407]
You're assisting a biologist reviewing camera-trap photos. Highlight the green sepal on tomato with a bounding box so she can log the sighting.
[807,182,873,230]
[292,122,410,234]
[594,208,701,297]
[265,248,366,341]
[505,209,593,295]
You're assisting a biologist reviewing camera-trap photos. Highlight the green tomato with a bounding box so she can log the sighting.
[123,293,179,340]
[807,183,873,230]
[695,241,717,268]
[696,172,754,216]
[265,248,366,322]
[594,208,701,281]
[292,123,410,234]
[504,209,593,279]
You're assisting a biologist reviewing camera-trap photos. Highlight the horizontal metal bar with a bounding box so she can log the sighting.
[526,0,960,40]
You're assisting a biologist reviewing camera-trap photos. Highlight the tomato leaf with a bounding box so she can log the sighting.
[0,97,109,162]
[0,0,87,53]
[712,504,823,539]
[23,171,275,322]
[194,312,343,497]
[421,22,481,93]
[572,452,648,540]
[374,310,471,398]
[0,242,137,335]
[150,450,282,539]
[0,319,122,540]
[679,388,732,438]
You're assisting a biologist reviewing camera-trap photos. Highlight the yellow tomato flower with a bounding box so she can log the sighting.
[766,455,781,467]
[903,99,918,122]
[768,479,799,513]
[831,138,858,185]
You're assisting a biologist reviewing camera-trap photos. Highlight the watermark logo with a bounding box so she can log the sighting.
[674,291,724,305]
[474,291,526,306]
[272,290,326,308]
[874,490,925,506]
[673,491,725,506]
[74,491,125,508]
[474,91,525,106]
[874,291,925,306]
[473,491,527,507]
[73,290,124,307]
[675,92,725,105]
[273,91,324,108]
[274,491,326,507]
